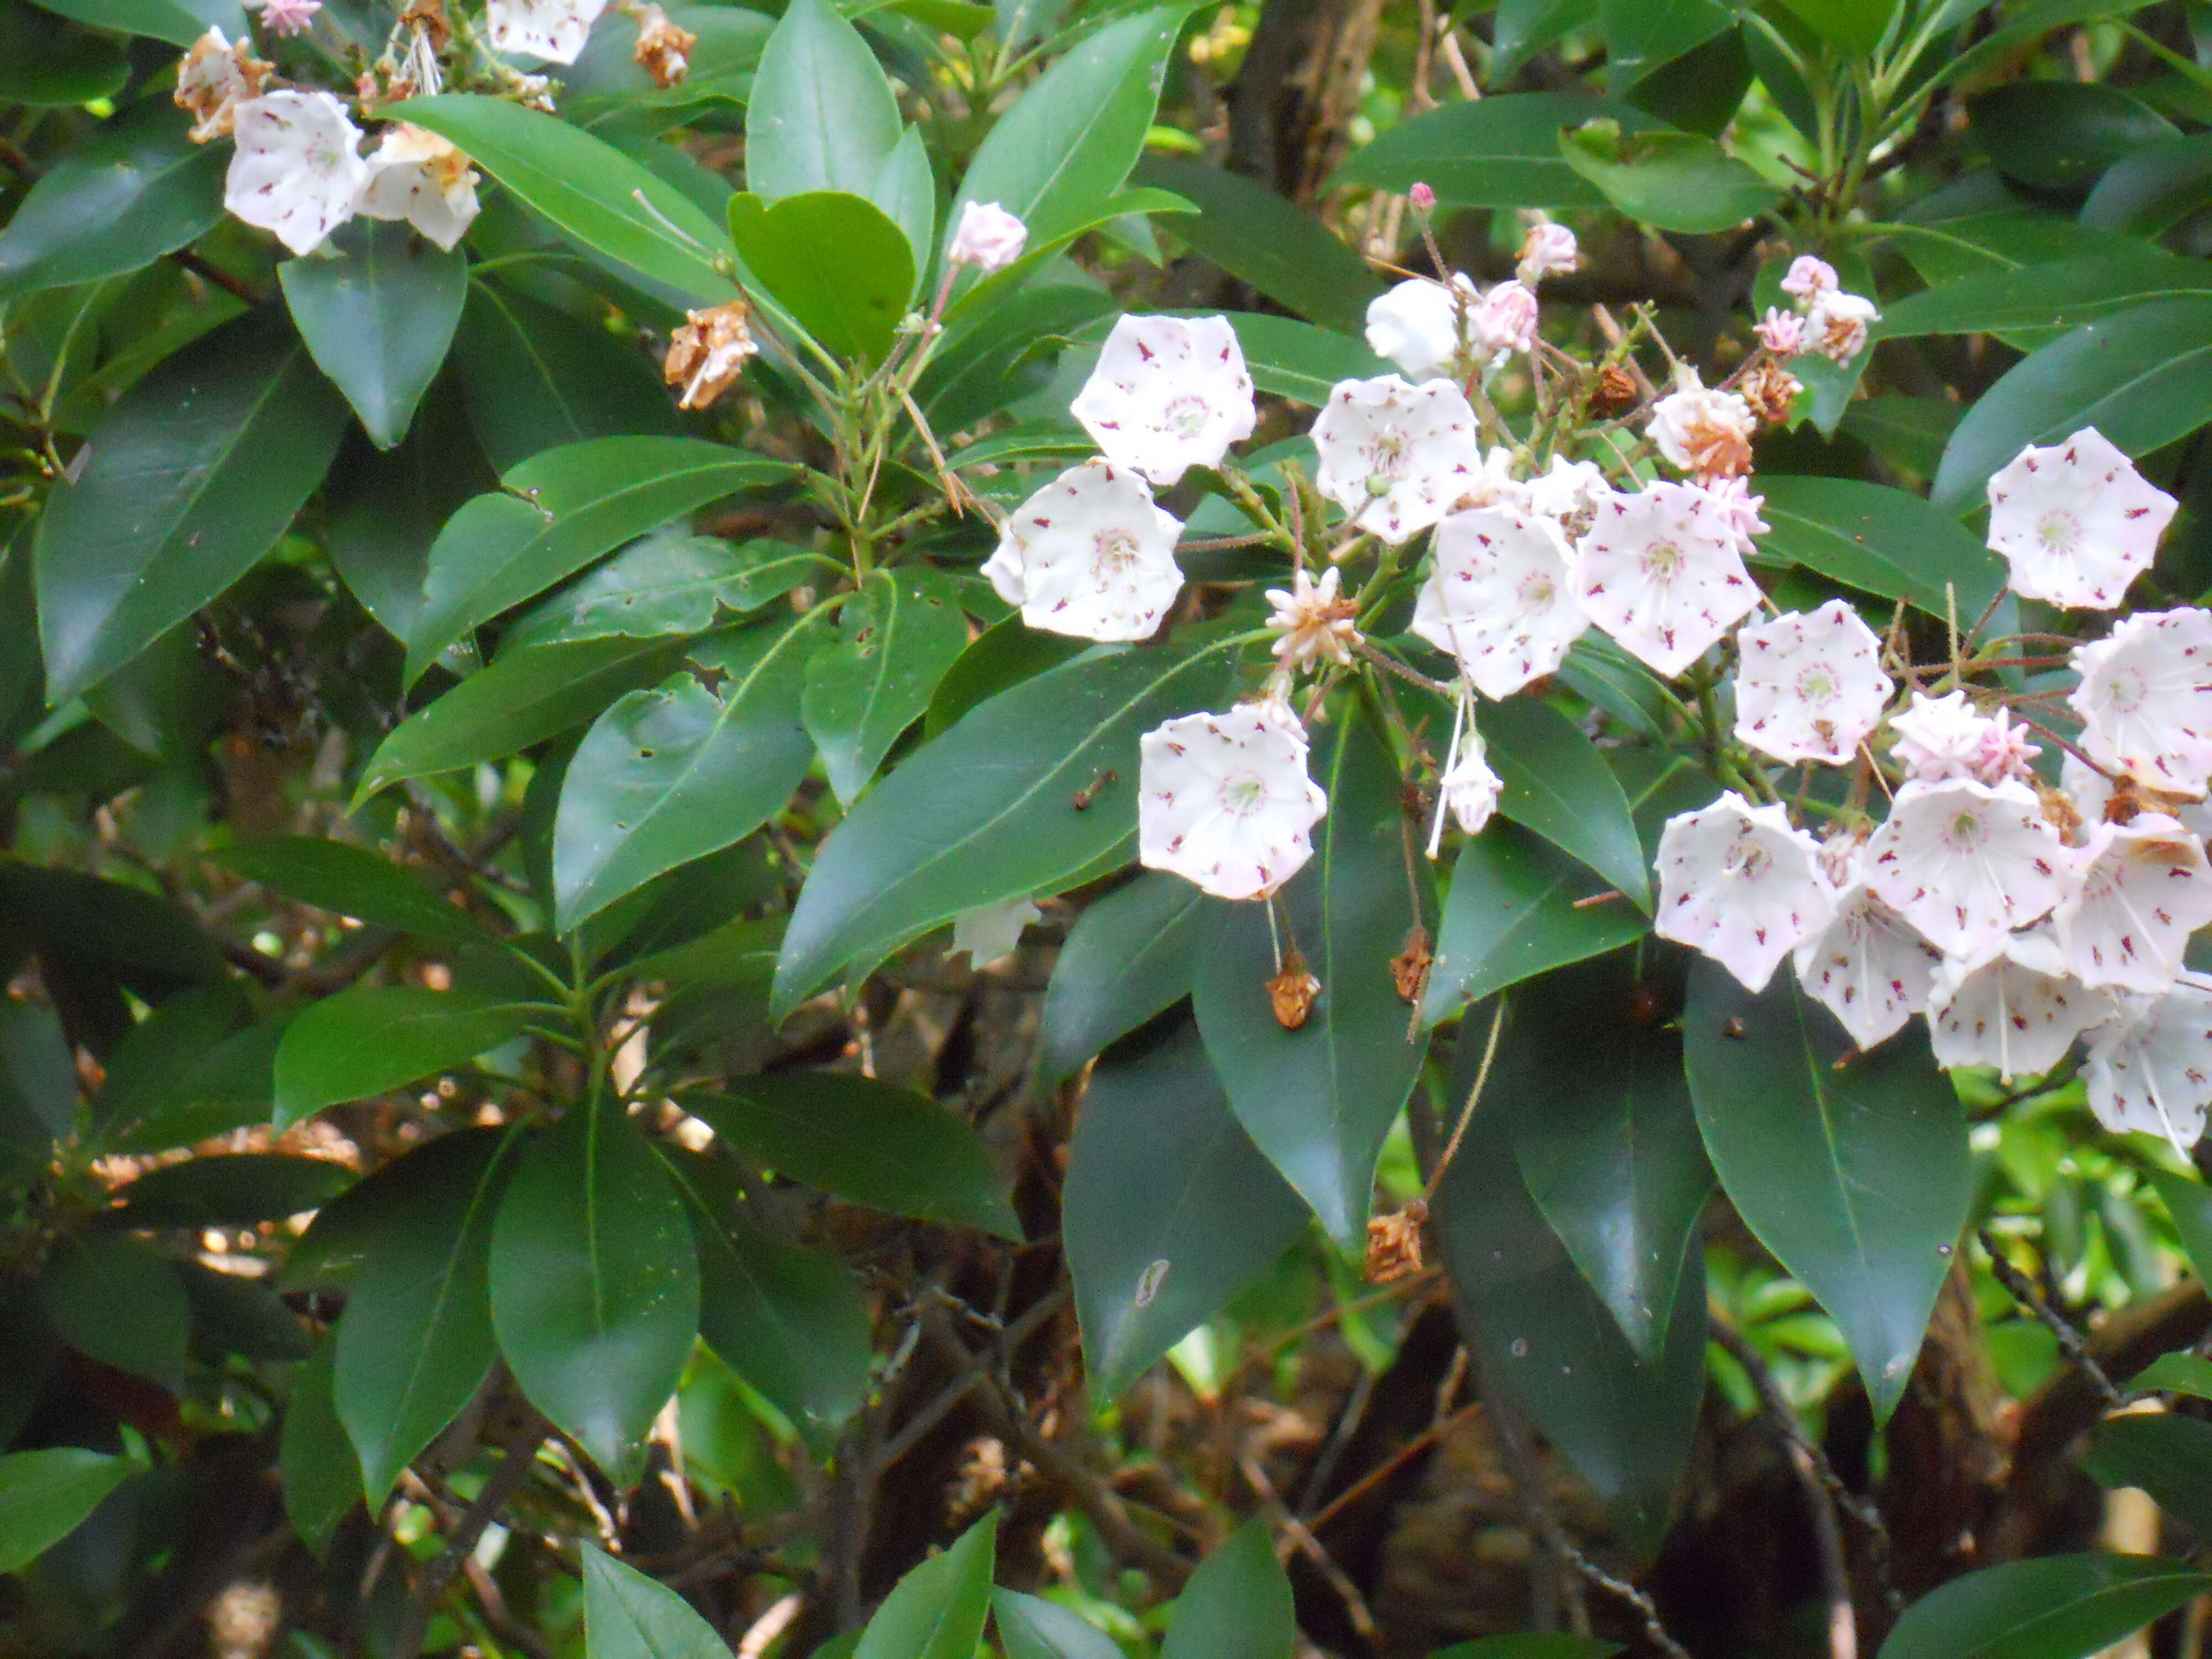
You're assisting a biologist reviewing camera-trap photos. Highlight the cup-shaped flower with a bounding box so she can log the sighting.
[2069,607,2212,796]
[1864,777,2070,957]
[2084,983,2212,1150]
[1412,505,1587,699]
[1987,428,2176,609]
[1569,481,1760,678]
[1265,566,1360,673]
[2052,814,2212,993]
[1363,275,1476,382]
[980,461,1184,642]
[947,201,1027,273]
[1522,455,1606,529]
[355,125,479,251]
[1138,700,1328,900]
[1928,931,2114,1082]
[486,0,608,60]
[1734,599,1890,765]
[225,91,369,255]
[1804,290,1878,363]
[1646,371,1755,479]
[1791,879,1944,1050]
[1470,279,1537,359]
[1069,315,1256,487]
[1653,792,1836,993]
[1515,222,1579,286]
[1440,732,1502,834]
[1311,374,1484,545]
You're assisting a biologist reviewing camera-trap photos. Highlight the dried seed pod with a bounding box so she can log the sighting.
[1364,1198,1428,1284]
[1268,951,1321,1029]
[1391,926,1433,1005]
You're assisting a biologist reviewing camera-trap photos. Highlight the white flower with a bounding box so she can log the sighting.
[1863,777,2071,957]
[174,27,269,144]
[1791,881,1944,1050]
[1470,279,1538,359]
[1265,566,1360,673]
[1568,481,1760,678]
[1887,690,2038,786]
[225,91,368,256]
[1928,931,2114,1082]
[1647,369,1756,479]
[1780,255,1838,301]
[1515,221,1579,286]
[1974,710,2042,786]
[1138,700,1328,901]
[947,200,1027,273]
[1986,428,2177,610]
[1699,476,1768,555]
[1653,792,1835,993]
[1804,291,1879,364]
[951,897,1040,967]
[1412,505,1587,699]
[2052,814,2212,993]
[2070,607,2212,796]
[980,461,1183,643]
[1754,307,1805,356]
[354,124,479,251]
[1522,455,1606,526]
[484,0,608,60]
[1440,732,1502,834]
[1311,374,1484,545]
[2062,753,2212,842]
[1363,275,1476,382]
[2084,984,2212,1150]
[1069,314,1256,487]
[253,0,321,35]
[1733,599,1891,765]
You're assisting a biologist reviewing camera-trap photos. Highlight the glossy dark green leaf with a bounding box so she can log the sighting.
[217,834,492,945]
[920,283,1119,431]
[1874,251,2212,342]
[2083,133,2212,236]
[2127,1352,2212,1400]
[1684,959,1970,1423]
[1756,476,2005,619]
[279,221,467,449]
[583,1542,734,1659]
[1065,1019,1310,1399]
[1934,297,2212,512]
[0,863,228,1016]
[1041,871,1209,1082]
[1328,93,1653,207]
[1770,0,1887,55]
[1877,1554,2212,1659]
[2082,1412,2212,1537]
[922,613,1085,738]
[687,1072,1018,1237]
[2145,1167,2212,1283]
[1160,1520,1294,1659]
[34,309,349,704]
[0,1448,134,1574]
[280,1340,362,1559]
[1135,160,1380,335]
[728,190,915,364]
[1599,0,1728,85]
[393,95,739,304]
[854,1512,997,1659]
[274,986,541,1126]
[993,1592,1125,1659]
[451,281,681,476]
[554,619,820,931]
[489,1102,701,1478]
[1477,696,1651,911]
[870,125,936,286]
[38,1233,190,1385]
[801,567,970,805]
[745,0,902,202]
[112,1152,351,1226]
[1193,711,1427,1248]
[1224,312,1395,406]
[0,102,222,296]
[1558,123,1782,233]
[86,985,244,1140]
[28,0,237,44]
[334,1129,514,1504]
[0,4,127,105]
[510,536,833,649]
[1970,81,2174,192]
[100,1018,281,1154]
[179,1258,307,1361]
[771,630,1243,1016]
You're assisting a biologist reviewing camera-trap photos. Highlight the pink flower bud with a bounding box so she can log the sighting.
[1408,181,1436,214]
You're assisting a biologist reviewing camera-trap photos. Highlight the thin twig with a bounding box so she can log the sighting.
[1303,1404,1475,1532]
[1424,999,1505,1201]
[390,1410,550,1659]
[168,248,264,306]
[1240,1452,1381,1652]
[1979,1229,2127,1410]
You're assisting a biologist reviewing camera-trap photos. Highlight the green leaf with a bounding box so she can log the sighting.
[1755,476,2005,620]
[1771,0,1888,55]
[359,636,688,801]
[923,612,1086,737]
[274,986,541,1126]
[408,436,792,684]
[392,95,739,303]
[0,104,221,298]
[801,567,971,805]
[2083,133,2212,236]
[951,7,1183,244]
[2082,1412,2212,1537]
[1328,93,1656,207]
[919,281,1118,430]
[38,1233,190,1385]
[770,629,1242,1016]
[87,985,247,1143]
[1932,298,2212,512]
[217,834,492,946]
[1558,122,1782,233]
[2127,1352,2212,1400]
[0,6,127,107]
[1065,1019,1310,1399]
[510,536,832,649]
[1874,251,2212,343]
[993,1592,1125,1659]
[745,0,902,202]
[1041,870,1209,1082]
[452,281,681,476]
[872,125,937,285]
[1683,959,1970,1423]
[1477,696,1651,912]
[1224,312,1395,406]
[1432,1640,1621,1659]
[583,1542,735,1659]
[554,619,820,931]
[34,308,349,704]
[489,1100,701,1479]
[112,1152,352,1226]
[1599,0,1729,85]
[1135,160,1381,335]
[1192,709,1427,1248]
[0,1448,134,1574]
[1877,1554,2212,1659]
[28,0,237,44]
[854,1512,998,1659]
[1160,1520,1294,1659]
[334,1129,514,1504]
[280,1340,362,1559]
[2144,1167,2212,1283]
[728,190,916,365]
[1970,81,2174,192]
[687,1072,1018,1236]
[278,221,467,450]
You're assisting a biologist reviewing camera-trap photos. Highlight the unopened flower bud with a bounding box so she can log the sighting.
[1780,254,1839,304]
[1408,181,1436,214]
[946,200,1028,273]
[1515,221,1579,286]
[1754,306,1804,357]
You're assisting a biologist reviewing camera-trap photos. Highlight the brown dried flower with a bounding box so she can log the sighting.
[1592,362,1639,416]
[174,27,271,144]
[1740,358,1803,427]
[1390,926,1432,1005]
[399,0,451,49]
[665,300,757,411]
[633,3,696,87]
[1267,950,1321,1030]
[1364,1198,1427,1284]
